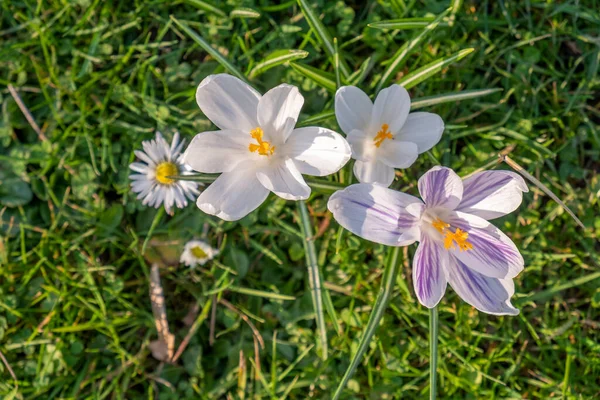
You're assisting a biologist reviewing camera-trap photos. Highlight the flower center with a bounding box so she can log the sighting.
[190,246,208,259]
[373,123,394,148]
[249,127,275,156]
[155,162,179,185]
[431,218,473,252]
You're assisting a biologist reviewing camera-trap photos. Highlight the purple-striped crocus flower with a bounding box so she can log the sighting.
[327,166,528,315]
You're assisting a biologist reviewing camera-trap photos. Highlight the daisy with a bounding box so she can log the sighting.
[183,74,351,221]
[328,166,528,315]
[335,85,445,187]
[129,131,200,215]
[180,240,219,267]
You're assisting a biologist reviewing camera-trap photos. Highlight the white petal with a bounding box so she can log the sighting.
[458,170,529,220]
[397,112,444,153]
[257,84,304,143]
[448,211,524,279]
[417,166,463,209]
[353,159,395,187]
[372,85,411,135]
[183,129,254,173]
[412,236,449,308]
[284,127,351,176]
[196,74,261,132]
[448,256,519,316]
[196,162,269,221]
[327,183,422,246]
[378,140,419,169]
[334,86,373,135]
[256,159,310,200]
[134,150,156,166]
[129,162,149,174]
[346,130,374,162]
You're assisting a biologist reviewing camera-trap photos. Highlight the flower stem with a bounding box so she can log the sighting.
[429,305,439,400]
[297,201,328,360]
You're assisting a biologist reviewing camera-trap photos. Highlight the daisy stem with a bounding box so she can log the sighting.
[297,200,328,360]
[429,305,439,400]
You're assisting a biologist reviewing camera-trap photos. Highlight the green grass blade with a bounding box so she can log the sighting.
[297,201,328,360]
[410,88,503,109]
[331,246,402,400]
[230,8,261,19]
[170,16,249,84]
[375,8,450,92]
[289,62,337,92]
[398,48,475,89]
[249,49,308,79]
[228,286,295,301]
[368,17,437,30]
[296,0,351,78]
[182,0,226,16]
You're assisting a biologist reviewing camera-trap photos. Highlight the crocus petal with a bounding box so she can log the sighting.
[346,130,372,161]
[448,211,524,279]
[257,84,304,143]
[412,235,448,308]
[196,74,261,132]
[354,159,395,187]
[335,86,373,135]
[396,112,444,153]
[196,162,269,221]
[418,166,463,209]
[458,170,529,220]
[256,159,310,200]
[183,129,253,173]
[378,140,419,169]
[284,127,351,176]
[448,256,519,316]
[328,183,422,246]
[371,85,410,135]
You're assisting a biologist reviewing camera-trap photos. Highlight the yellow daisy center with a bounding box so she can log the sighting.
[155,162,179,185]
[373,123,394,148]
[248,127,275,156]
[431,218,473,252]
[190,246,208,259]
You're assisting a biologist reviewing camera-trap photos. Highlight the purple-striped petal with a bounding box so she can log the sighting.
[458,170,528,220]
[328,183,422,246]
[412,235,448,308]
[448,256,519,316]
[418,166,463,209]
[448,211,524,279]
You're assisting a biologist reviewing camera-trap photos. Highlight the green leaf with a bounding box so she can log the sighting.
[398,48,475,89]
[182,0,226,17]
[249,49,309,79]
[0,175,32,207]
[97,204,124,237]
[375,8,450,92]
[290,62,337,92]
[170,16,249,84]
[411,88,503,109]
[226,247,250,278]
[368,17,437,30]
[332,246,402,400]
[296,0,351,78]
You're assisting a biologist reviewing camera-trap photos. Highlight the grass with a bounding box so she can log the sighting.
[1,0,600,398]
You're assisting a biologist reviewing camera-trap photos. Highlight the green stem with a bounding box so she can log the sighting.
[429,306,439,400]
[332,246,402,400]
[297,201,328,360]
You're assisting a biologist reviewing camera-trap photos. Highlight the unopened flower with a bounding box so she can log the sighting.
[328,166,528,315]
[129,132,200,215]
[180,240,219,267]
[335,85,444,187]
[183,74,351,221]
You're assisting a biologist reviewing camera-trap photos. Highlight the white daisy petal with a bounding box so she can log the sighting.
[353,159,396,187]
[396,112,444,153]
[196,74,261,132]
[180,240,219,267]
[257,84,304,143]
[183,129,254,173]
[284,127,351,176]
[334,86,373,135]
[256,159,310,200]
[372,84,411,135]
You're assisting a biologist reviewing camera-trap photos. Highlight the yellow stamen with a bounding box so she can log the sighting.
[249,127,275,156]
[373,123,394,148]
[431,219,473,252]
[190,246,208,259]
[155,162,179,185]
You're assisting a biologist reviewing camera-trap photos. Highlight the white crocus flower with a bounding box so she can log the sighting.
[183,74,352,221]
[129,131,200,215]
[180,240,219,267]
[335,85,445,187]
